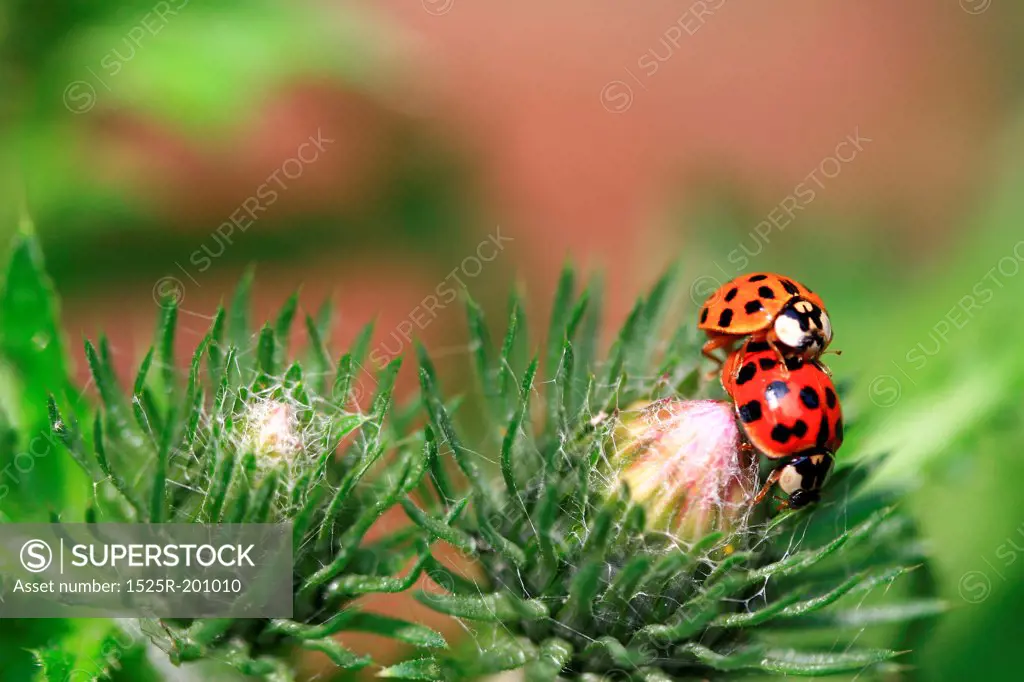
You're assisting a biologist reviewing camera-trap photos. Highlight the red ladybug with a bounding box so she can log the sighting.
[698,273,832,364]
[722,339,843,509]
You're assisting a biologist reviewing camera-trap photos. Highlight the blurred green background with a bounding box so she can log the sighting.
[2,1,1024,680]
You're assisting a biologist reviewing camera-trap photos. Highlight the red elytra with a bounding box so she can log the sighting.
[722,339,843,460]
[697,273,831,362]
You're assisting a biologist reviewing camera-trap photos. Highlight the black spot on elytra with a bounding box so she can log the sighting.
[718,309,734,328]
[835,417,844,442]
[771,424,791,443]
[785,356,804,371]
[792,419,808,438]
[781,279,801,295]
[799,386,820,409]
[765,380,789,406]
[758,357,778,370]
[744,300,764,314]
[825,387,837,409]
[817,413,830,446]
[724,287,738,302]
[746,340,771,352]
[700,307,709,324]
[738,400,762,423]
[758,286,776,299]
[736,362,757,385]
[748,274,768,282]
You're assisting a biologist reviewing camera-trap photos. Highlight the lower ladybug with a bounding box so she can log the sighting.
[722,338,843,509]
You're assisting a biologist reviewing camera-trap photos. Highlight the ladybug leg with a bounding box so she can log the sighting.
[738,440,759,463]
[815,349,842,376]
[702,334,736,379]
[753,467,784,506]
[763,338,791,378]
[701,335,733,365]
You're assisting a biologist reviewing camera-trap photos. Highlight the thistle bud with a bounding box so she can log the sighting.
[243,399,302,461]
[609,398,758,542]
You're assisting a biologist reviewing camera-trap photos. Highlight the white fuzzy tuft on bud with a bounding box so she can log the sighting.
[244,399,302,461]
[609,399,758,542]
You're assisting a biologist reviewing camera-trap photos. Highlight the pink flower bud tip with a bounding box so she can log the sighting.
[611,398,759,542]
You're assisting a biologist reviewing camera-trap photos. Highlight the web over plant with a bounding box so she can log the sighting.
[47,261,940,680]
[398,266,937,680]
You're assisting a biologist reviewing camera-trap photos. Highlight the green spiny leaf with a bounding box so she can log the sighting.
[417,348,488,505]
[93,413,144,517]
[739,647,904,676]
[206,447,235,522]
[85,339,122,416]
[465,295,496,409]
[0,227,70,421]
[598,554,654,613]
[247,469,279,523]
[326,550,429,600]
[299,639,370,670]
[150,404,176,522]
[350,320,375,368]
[497,292,523,408]
[524,638,573,682]
[582,636,653,669]
[414,591,549,622]
[258,324,277,375]
[47,396,90,474]
[772,600,947,630]
[303,313,332,391]
[342,611,447,649]
[401,496,475,554]
[228,265,255,348]
[501,357,538,511]
[274,291,300,350]
[157,297,178,394]
[332,352,354,406]
[134,346,155,396]
[377,658,445,680]
[31,646,74,682]
[545,264,575,380]
[207,304,226,376]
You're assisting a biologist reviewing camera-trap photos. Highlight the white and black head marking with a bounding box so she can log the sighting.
[773,298,832,357]
[777,450,834,509]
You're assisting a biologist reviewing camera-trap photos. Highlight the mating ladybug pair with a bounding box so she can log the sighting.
[698,273,843,510]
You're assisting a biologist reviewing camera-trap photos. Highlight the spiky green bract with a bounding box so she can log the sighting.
[49,280,448,678]
[395,266,943,681]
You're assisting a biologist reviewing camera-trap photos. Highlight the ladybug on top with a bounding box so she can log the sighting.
[697,272,832,365]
